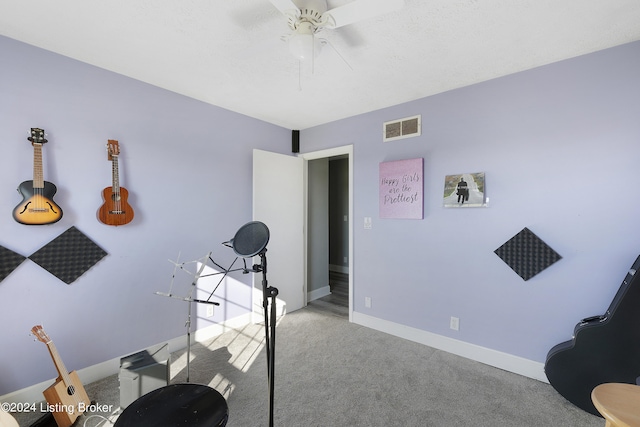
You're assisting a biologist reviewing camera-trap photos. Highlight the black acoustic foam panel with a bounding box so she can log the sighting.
[28,226,107,284]
[494,227,562,281]
[0,245,27,282]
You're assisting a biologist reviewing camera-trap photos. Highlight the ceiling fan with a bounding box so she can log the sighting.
[269,0,404,64]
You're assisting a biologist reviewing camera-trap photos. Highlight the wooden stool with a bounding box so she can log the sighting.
[591,383,640,427]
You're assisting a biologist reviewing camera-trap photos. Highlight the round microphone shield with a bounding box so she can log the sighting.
[231,221,270,257]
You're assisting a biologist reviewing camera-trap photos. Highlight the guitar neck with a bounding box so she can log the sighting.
[33,143,44,189]
[112,155,121,194]
[44,339,72,384]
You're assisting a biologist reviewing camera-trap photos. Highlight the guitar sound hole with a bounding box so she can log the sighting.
[111,194,121,202]
[67,385,76,396]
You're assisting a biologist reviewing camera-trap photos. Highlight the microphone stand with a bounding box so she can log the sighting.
[163,229,276,425]
[256,250,277,427]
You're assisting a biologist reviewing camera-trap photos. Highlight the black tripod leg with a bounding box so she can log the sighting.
[268,288,278,427]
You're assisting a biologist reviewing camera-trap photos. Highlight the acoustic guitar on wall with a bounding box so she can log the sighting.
[31,325,91,427]
[13,128,63,225]
[98,139,134,226]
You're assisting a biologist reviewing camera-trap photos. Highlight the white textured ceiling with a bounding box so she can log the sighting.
[2,0,640,130]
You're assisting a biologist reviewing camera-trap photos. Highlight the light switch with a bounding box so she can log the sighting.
[364,217,372,229]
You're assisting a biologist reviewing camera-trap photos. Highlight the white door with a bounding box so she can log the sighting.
[253,149,306,314]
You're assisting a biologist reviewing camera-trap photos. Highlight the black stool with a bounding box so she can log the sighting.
[114,383,228,426]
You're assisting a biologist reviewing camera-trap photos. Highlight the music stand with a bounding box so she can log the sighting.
[155,252,221,382]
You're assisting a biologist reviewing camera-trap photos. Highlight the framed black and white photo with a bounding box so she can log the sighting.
[443,172,486,208]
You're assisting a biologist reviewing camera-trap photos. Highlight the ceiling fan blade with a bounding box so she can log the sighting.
[323,0,404,29]
[269,0,300,15]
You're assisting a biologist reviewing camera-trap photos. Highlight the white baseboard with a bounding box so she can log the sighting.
[307,285,331,302]
[352,311,548,383]
[2,311,547,405]
[0,313,252,405]
[193,312,252,343]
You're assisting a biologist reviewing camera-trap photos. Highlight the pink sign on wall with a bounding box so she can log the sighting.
[379,158,424,219]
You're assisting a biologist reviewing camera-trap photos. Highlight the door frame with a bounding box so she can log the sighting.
[300,144,353,321]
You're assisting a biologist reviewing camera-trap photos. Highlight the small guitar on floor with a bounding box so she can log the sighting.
[13,128,63,225]
[31,325,91,427]
[98,140,134,226]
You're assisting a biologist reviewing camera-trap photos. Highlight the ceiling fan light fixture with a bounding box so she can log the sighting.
[288,22,320,61]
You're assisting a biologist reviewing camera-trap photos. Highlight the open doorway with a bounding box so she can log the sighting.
[303,146,352,320]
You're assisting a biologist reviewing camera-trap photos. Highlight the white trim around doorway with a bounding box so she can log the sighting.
[300,145,354,322]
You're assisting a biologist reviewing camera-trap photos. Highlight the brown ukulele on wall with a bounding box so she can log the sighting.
[13,128,63,225]
[31,325,91,427]
[98,140,134,226]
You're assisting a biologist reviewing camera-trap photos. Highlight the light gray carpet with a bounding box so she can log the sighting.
[11,303,602,426]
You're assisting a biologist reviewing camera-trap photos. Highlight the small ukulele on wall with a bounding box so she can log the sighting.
[13,128,63,225]
[98,140,134,226]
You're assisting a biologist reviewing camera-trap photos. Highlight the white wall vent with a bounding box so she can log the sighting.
[383,115,421,142]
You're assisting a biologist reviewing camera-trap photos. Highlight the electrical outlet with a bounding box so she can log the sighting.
[365,297,372,308]
[450,316,459,331]
[206,304,214,318]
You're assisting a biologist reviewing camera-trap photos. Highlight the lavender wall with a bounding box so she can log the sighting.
[2,33,640,397]
[301,41,640,363]
[0,36,290,395]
